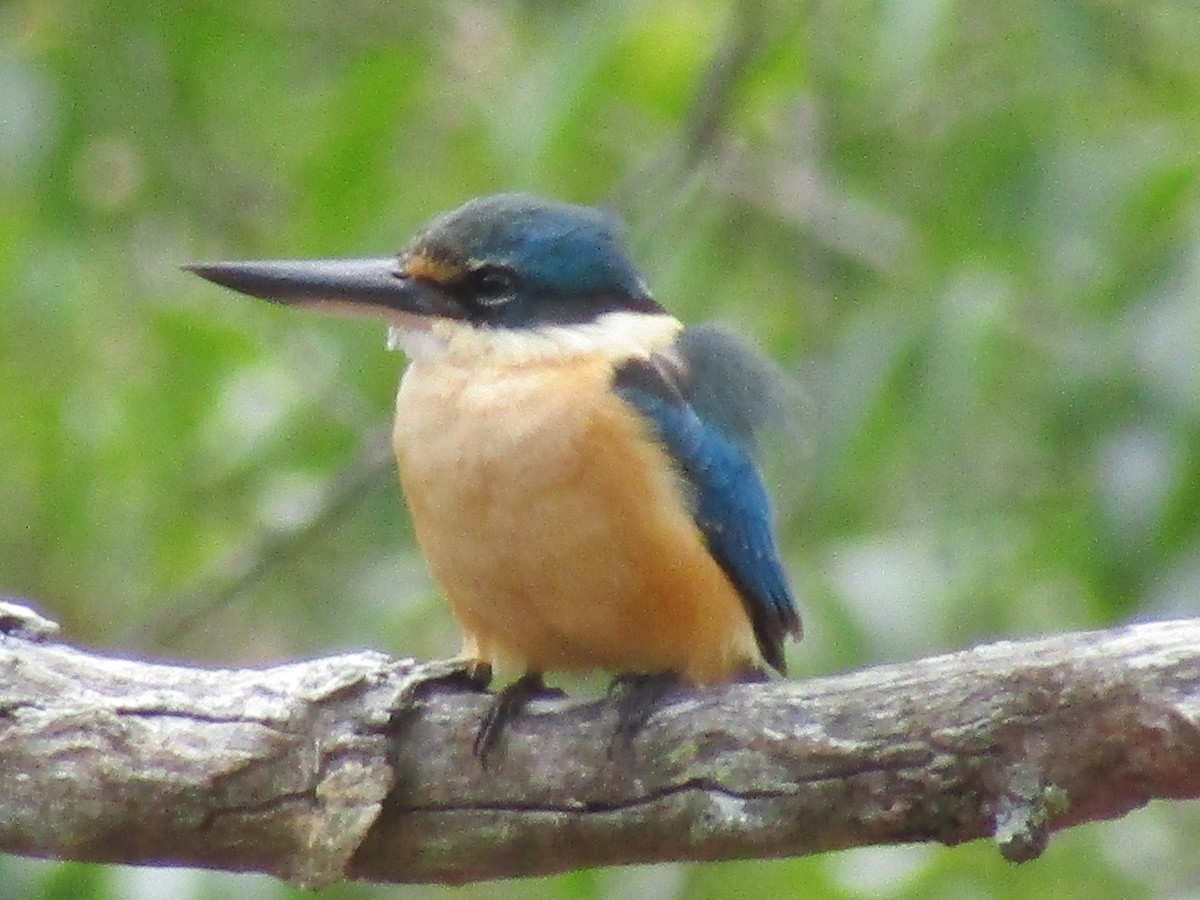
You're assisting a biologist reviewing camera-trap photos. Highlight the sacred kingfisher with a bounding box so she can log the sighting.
[189,194,801,758]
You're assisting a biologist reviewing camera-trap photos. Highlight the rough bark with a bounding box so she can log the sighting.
[1,601,1198,888]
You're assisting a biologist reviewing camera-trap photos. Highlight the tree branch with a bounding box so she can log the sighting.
[2,601,1199,887]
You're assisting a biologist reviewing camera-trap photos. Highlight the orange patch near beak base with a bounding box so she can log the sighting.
[403,251,463,287]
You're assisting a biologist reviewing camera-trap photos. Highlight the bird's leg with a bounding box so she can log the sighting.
[474,671,566,766]
[606,671,683,758]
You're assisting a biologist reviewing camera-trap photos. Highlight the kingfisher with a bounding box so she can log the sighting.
[188,194,801,759]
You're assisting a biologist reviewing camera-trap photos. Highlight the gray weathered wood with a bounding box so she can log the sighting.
[1,603,1198,887]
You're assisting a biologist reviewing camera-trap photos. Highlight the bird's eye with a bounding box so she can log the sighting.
[469,265,518,306]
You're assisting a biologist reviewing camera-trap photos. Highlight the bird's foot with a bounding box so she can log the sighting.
[606,671,682,759]
[474,672,566,768]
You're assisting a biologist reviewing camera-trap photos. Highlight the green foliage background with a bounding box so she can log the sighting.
[3,0,1199,897]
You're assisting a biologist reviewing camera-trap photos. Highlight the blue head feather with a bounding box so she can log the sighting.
[408,194,661,326]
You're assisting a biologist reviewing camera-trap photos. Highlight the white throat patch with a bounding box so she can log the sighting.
[387,311,683,364]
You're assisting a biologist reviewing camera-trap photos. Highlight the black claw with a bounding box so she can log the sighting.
[473,672,562,767]
[607,671,682,759]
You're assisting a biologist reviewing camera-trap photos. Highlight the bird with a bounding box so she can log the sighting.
[188,193,801,761]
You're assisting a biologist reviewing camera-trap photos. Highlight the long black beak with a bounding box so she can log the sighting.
[185,257,462,322]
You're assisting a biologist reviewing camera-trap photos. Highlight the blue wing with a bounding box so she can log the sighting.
[613,327,801,674]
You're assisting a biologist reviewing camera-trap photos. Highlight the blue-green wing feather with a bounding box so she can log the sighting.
[613,328,800,674]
